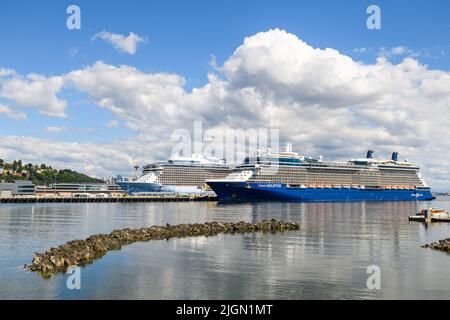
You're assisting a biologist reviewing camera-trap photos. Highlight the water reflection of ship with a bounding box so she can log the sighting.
[235,201,422,256]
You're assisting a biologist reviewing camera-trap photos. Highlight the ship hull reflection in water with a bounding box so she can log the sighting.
[1,199,450,299]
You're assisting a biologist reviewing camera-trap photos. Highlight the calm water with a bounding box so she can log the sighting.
[1,198,450,299]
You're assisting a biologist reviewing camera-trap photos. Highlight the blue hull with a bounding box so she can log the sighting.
[117,181,161,194]
[207,182,434,202]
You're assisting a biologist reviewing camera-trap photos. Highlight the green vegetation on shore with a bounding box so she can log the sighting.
[0,159,104,185]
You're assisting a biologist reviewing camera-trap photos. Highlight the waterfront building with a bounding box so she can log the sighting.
[36,183,124,197]
[0,180,35,197]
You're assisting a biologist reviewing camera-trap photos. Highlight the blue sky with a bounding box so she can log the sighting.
[1,0,450,188]
[1,0,450,142]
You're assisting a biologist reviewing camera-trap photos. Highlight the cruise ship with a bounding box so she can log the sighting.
[117,154,230,195]
[206,144,434,202]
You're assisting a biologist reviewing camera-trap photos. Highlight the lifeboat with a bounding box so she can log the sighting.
[332,184,341,189]
[342,184,351,189]
[308,184,316,189]
[317,184,324,188]
[324,184,332,188]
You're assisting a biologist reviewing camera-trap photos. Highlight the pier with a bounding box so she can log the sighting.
[0,195,217,204]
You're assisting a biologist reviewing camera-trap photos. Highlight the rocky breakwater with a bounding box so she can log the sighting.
[28,220,299,276]
[422,238,450,252]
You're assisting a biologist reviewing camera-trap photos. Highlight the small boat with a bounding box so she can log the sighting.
[408,215,427,222]
[429,208,450,222]
[409,208,450,223]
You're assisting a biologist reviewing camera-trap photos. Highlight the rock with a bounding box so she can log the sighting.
[50,256,65,268]
[28,219,300,276]
[93,244,107,253]
[423,238,450,253]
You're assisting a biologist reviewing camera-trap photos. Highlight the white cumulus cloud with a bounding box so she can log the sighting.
[0,72,67,117]
[106,120,119,128]
[92,31,147,55]
[44,126,65,133]
[0,104,27,120]
[379,46,420,58]
[1,29,450,188]
[0,135,164,178]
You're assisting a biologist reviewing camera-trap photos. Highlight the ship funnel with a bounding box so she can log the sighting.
[391,152,399,162]
[133,164,140,180]
[283,143,293,153]
[366,150,374,159]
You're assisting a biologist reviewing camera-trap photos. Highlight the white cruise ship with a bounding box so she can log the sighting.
[117,154,230,195]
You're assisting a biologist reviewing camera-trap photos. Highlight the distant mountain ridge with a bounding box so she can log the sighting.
[0,159,104,185]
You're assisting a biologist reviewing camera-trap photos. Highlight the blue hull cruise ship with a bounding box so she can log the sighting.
[206,145,434,202]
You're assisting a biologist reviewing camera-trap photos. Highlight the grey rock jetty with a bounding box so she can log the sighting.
[27,219,299,276]
[422,238,450,252]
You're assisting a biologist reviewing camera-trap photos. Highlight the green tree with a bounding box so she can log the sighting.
[0,159,104,185]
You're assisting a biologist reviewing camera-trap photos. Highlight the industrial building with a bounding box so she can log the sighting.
[0,180,36,197]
